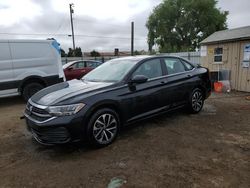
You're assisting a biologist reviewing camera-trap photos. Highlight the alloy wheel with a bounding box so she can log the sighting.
[93,113,118,144]
[192,91,203,112]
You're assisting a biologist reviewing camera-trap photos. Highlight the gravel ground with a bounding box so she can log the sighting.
[0,92,249,188]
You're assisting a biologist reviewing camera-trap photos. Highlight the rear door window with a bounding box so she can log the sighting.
[86,61,97,68]
[181,60,194,71]
[163,58,186,75]
[76,61,85,68]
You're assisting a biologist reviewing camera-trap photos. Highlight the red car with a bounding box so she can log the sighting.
[63,60,102,80]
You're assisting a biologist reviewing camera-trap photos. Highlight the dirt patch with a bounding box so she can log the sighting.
[0,93,249,187]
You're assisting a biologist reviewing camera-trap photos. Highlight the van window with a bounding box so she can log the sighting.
[10,42,53,59]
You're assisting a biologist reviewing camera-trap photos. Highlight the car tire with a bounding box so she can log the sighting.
[22,83,44,101]
[188,88,204,114]
[87,108,120,147]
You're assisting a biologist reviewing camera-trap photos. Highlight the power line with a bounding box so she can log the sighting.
[54,16,68,34]
[0,32,147,40]
[74,17,147,31]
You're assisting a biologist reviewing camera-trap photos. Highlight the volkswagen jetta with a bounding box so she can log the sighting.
[24,55,211,147]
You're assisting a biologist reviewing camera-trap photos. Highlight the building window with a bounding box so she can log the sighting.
[214,47,223,62]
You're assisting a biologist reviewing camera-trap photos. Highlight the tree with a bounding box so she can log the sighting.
[74,47,83,57]
[146,0,228,53]
[67,48,74,57]
[134,50,142,55]
[67,47,83,57]
[90,50,100,57]
[60,48,66,57]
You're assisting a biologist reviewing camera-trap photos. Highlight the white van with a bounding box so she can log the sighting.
[0,39,65,100]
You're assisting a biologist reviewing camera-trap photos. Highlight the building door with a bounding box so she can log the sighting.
[236,41,250,92]
[230,42,240,90]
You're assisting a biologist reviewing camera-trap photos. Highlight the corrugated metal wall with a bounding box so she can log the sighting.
[62,51,201,65]
[162,51,201,65]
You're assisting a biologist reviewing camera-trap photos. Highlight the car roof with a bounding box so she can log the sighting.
[109,55,197,68]
[63,60,101,69]
[109,55,193,63]
[112,55,151,61]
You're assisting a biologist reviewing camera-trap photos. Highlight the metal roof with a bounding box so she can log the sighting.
[200,26,250,44]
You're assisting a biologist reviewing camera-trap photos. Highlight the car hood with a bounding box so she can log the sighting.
[31,79,113,106]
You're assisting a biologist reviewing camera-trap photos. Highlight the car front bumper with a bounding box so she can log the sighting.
[25,117,84,145]
[24,101,87,145]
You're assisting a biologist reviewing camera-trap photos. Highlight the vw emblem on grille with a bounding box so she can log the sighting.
[29,105,33,112]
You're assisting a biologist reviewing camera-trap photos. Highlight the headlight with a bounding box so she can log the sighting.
[47,103,85,116]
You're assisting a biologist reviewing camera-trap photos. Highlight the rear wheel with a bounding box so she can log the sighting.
[87,108,120,147]
[22,83,44,101]
[188,88,204,114]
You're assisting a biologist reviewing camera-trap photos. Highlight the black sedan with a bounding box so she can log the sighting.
[24,55,211,147]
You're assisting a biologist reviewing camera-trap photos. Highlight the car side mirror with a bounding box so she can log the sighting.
[129,75,148,84]
[67,67,73,71]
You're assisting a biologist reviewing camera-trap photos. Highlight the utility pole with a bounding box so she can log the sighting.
[69,3,75,52]
[131,21,134,56]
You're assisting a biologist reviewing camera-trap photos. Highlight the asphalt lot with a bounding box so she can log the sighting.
[0,92,250,188]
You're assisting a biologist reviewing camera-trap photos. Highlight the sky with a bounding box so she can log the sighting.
[0,0,250,53]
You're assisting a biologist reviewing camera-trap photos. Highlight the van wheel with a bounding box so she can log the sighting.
[22,83,44,101]
[187,88,204,114]
[87,108,120,147]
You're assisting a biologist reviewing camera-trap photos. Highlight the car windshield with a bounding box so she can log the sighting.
[82,59,137,82]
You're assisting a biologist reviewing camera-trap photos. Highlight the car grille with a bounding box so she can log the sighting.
[25,101,52,122]
[30,127,70,144]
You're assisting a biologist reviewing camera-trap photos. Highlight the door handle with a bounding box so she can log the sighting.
[186,74,192,78]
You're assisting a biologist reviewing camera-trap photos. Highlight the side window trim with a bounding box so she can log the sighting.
[145,67,195,82]
[164,68,195,77]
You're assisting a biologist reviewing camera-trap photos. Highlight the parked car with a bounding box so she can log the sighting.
[24,55,211,147]
[63,60,102,80]
[0,39,65,101]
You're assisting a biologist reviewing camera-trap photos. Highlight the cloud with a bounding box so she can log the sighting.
[1,0,249,53]
[0,0,161,52]
[217,0,250,28]
[0,0,42,27]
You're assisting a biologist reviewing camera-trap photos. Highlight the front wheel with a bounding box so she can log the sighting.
[22,83,44,101]
[87,108,120,147]
[188,88,204,114]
